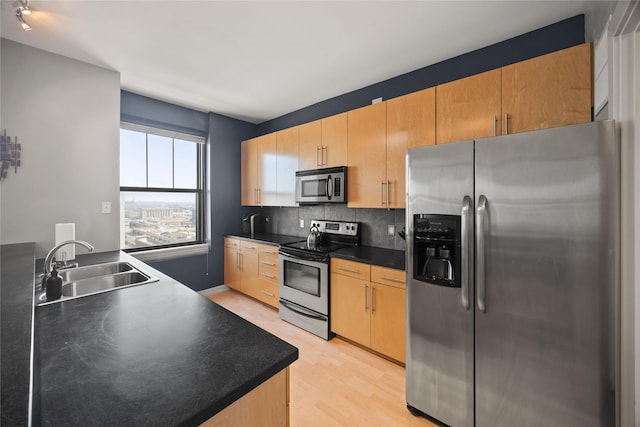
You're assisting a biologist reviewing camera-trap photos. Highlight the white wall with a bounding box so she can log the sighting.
[0,39,120,257]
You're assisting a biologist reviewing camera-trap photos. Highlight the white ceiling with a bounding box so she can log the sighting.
[1,1,589,124]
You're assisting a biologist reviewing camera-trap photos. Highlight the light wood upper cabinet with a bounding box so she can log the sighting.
[502,43,592,134]
[298,120,322,171]
[241,138,259,206]
[258,133,278,206]
[436,69,502,145]
[347,103,387,208]
[276,127,299,206]
[299,113,348,170]
[321,112,348,168]
[386,88,436,208]
[241,134,277,206]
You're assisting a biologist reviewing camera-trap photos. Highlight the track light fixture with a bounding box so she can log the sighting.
[16,0,32,31]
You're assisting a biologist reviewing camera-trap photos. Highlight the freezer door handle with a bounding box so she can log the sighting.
[461,196,472,310]
[476,194,488,313]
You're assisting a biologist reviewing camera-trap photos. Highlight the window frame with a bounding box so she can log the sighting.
[119,122,207,253]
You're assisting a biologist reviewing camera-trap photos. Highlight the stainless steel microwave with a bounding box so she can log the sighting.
[295,166,347,204]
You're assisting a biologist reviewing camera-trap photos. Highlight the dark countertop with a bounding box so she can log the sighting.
[2,246,298,426]
[1,243,36,426]
[226,232,303,246]
[331,245,406,271]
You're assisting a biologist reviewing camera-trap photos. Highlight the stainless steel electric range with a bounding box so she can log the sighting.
[278,220,360,340]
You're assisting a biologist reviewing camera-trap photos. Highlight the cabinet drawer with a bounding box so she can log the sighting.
[240,240,259,253]
[258,243,279,257]
[259,264,279,284]
[331,258,370,280]
[224,237,240,249]
[255,280,279,308]
[371,265,406,289]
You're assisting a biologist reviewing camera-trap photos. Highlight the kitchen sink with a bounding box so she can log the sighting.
[36,261,158,306]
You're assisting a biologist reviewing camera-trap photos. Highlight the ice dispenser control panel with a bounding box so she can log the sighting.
[413,214,461,288]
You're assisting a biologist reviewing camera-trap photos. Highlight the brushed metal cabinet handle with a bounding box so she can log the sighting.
[387,180,391,209]
[371,285,376,313]
[493,115,497,136]
[260,289,275,297]
[322,146,327,166]
[380,275,405,284]
[316,146,321,167]
[504,113,509,135]
[260,261,276,266]
[476,194,488,313]
[364,284,369,312]
[261,272,276,279]
[380,181,385,206]
[337,266,360,274]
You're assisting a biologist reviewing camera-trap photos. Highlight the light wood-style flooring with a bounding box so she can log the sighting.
[209,290,436,427]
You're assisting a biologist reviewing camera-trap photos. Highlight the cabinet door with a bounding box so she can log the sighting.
[330,273,371,347]
[502,43,592,134]
[223,244,241,291]
[241,139,259,206]
[257,133,278,206]
[436,69,502,145]
[299,120,322,171]
[370,282,406,363]
[321,112,347,168]
[386,88,436,208]
[347,103,387,208]
[276,127,299,206]
[240,242,260,297]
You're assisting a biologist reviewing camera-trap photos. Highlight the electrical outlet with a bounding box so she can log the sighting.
[101,201,112,214]
[372,97,383,104]
[388,224,395,236]
[300,219,305,228]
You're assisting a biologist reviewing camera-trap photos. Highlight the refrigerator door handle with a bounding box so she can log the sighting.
[461,195,472,310]
[476,194,488,313]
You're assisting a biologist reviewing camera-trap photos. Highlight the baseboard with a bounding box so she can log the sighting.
[199,285,230,297]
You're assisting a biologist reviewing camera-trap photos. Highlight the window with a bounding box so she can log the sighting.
[120,123,205,252]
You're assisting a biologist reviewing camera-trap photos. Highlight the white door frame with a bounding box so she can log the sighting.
[610,1,640,426]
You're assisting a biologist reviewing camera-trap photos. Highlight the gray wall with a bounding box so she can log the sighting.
[0,39,121,257]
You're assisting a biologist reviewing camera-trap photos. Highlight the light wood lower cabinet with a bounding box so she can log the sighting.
[330,259,406,363]
[223,238,279,308]
[200,367,290,427]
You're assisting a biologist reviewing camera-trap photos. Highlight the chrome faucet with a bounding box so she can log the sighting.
[43,240,94,275]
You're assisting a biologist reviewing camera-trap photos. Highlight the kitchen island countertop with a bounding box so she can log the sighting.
[2,245,298,426]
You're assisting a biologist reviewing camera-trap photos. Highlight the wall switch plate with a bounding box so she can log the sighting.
[388,224,395,236]
[101,201,111,214]
[372,97,383,104]
[300,219,305,228]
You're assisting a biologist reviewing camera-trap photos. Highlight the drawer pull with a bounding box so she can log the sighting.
[244,245,256,250]
[261,272,276,279]
[261,261,277,267]
[260,290,275,297]
[261,250,277,255]
[380,275,405,284]
[338,266,360,274]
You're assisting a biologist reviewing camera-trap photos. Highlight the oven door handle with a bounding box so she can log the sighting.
[281,300,327,321]
[279,251,327,264]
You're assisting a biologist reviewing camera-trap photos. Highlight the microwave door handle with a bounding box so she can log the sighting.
[326,175,332,200]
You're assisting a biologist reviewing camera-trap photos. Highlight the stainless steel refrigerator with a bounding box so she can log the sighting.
[406,120,618,427]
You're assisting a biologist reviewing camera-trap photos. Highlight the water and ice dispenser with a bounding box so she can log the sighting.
[413,214,461,287]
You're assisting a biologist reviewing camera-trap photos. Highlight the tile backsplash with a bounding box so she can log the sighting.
[255,205,406,251]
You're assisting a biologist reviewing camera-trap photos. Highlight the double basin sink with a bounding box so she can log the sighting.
[36,261,158,306]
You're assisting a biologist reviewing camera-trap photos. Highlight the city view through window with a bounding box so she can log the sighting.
[121,192,198,249]
[120,126,203,250]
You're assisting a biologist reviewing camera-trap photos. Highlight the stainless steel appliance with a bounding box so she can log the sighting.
[279,220,359,339]
[406,121,618,427]
[295,166,347,204]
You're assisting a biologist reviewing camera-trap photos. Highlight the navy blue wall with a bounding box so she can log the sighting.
[256,14,585,135]
[121,91,255,291]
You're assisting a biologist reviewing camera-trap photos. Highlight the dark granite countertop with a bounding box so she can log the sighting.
[331,246,406,271]
[1,243,36,426]
[226,232,303,246]
[2,246,298,426]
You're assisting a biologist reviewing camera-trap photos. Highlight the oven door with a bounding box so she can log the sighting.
[278,252,328,315]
